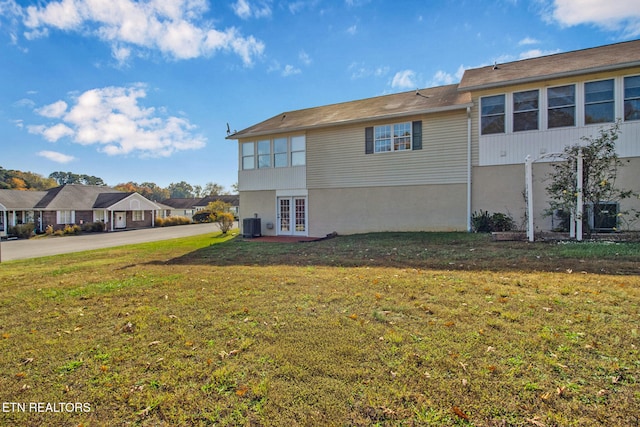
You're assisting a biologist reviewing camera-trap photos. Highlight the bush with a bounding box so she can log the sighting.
[471,210,515,233]
[63,224,81,235]
[81,222,106,232]
[158,216,191,227]
[9,223,35,239]
[215,212,235,234]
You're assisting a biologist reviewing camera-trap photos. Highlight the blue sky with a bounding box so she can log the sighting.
[1,0,640,192]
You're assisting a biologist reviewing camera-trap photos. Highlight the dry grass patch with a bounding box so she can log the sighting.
[0,232,638,426]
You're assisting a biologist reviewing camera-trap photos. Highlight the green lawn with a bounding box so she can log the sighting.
[0,231,638,426]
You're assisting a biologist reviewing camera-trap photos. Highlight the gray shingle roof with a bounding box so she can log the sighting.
[0,190,48,210]
[33,184,127,210]
[458,39,640,91]
[228,84,472,139]
[160,198,201,209]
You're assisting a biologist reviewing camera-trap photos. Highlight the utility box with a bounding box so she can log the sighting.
[242,218,261,238]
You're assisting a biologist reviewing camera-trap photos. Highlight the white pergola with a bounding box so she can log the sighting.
[525,149,583,242]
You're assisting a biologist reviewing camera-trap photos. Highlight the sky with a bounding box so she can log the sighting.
[1,0,640,193]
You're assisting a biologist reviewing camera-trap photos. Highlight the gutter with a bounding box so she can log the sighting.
[466,106,472,232]
[226,103,474,140]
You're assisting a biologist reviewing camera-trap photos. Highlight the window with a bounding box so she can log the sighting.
[94,210,105,222]
[481,95,505,135]
[291,136,306,166]
[548,85,575,128]
[393,122,412,150]
[241,142,255,170]
[57,210,73,224]
[374,125,391,152]
[585,79,614,124]
[274,137,288,167]
[133,211,144,221]
[513,90,539,132]
[372,122,412,153]
[624,75,640,121]
[257,140,271,168]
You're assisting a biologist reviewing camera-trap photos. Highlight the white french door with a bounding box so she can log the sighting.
[277,197,307,236]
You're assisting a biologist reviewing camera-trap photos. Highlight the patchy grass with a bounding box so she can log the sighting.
[0,231,638,426]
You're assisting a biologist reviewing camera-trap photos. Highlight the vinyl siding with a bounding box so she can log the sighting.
[239,166,307,191]
[307,110,468,189]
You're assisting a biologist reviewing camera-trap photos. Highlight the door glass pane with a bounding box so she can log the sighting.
[295,198,306,232]
[279,199,290,232]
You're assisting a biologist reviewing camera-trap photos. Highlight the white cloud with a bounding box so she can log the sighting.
[21,0,265,66]
[35,100,68,118]
[346,24,357,35]
[550,0,640,36]
[299,50,312,66]
[232,0,271,19]
[391,70,417,90]
[519,37,540,46]
[282,64,301,76]
[30,84,206,157]
[349,62,389,80]
[37,150,76,164]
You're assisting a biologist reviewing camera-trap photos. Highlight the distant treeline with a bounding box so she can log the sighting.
[0,166,235,201]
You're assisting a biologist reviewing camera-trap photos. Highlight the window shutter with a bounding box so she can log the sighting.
[412,120,422,150]
[365,127,373,154]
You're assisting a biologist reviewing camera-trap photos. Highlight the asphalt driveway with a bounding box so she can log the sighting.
[0,223,225,262]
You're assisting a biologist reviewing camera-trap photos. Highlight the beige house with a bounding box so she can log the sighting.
[229,40,640,237]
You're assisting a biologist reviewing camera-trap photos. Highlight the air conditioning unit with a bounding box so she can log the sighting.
[586,202,618,232]
[242,218,262,238]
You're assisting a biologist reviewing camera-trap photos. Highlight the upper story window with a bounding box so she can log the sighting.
[291,136,306,166]
[374,125,391,152]
[242,142,255,170]
[393,123,412,150]
[513,90,539,132]
[241,136,305,170]
[547,85,575,128]
[274,138,288,167]
[624,75,640,121]
[373,122,412,153]
[585,79,614,124]
[481,94,505,135]
[257,140,271,168]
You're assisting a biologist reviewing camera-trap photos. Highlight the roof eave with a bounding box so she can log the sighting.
[459,61,640,92]
[227,103,474,140]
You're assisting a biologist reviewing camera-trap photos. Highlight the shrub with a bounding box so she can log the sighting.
[215,212,235,234]
[155,217,164,227]
[84,222,106,232]
[9,223,35,239]
[471,210,515,233]
[158,216,191,227]
[63,224,81,235]
[45,225,54,236]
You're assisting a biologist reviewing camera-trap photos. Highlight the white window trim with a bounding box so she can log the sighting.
[373,122,413,153]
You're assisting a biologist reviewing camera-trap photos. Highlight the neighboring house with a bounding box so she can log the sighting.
[158,198,201,219]
[195,195,240,218]
[159,195,240,220]
[229,40,640,237]
[0,184,161,236]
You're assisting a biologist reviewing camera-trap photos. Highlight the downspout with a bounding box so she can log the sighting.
[466,106,472,232]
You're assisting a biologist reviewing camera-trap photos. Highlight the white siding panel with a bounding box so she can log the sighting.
[307,111,468,188]
[480,121,640,166]
[239,166,306,191]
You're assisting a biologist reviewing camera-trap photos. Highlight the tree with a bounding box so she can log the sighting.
[203,182,225,196]
[546,121,638,235]
[206,200,234,234]
[167,181,195,198]
[49,171,105,186]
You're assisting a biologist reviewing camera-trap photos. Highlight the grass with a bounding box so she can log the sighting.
[0,231,638,426]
